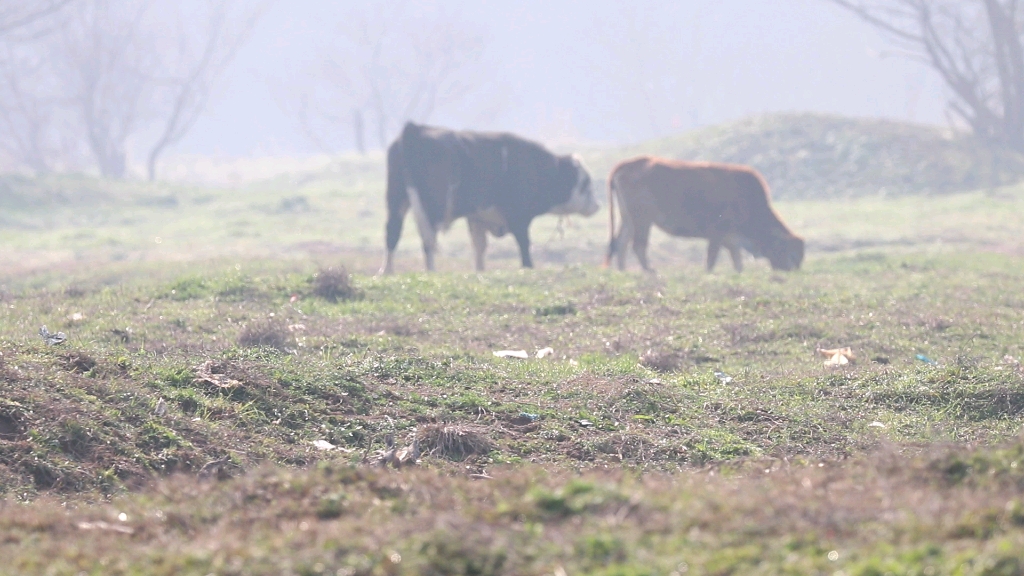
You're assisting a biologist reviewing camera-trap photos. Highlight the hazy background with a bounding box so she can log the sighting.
[200,0,945,155]
[0,0,950,178]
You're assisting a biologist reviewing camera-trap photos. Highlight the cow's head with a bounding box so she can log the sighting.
[549,155,600,217]
[765,232,805,271]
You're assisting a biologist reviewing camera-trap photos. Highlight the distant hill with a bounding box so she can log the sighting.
[584,113,1024,200]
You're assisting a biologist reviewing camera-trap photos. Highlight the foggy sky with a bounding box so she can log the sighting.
[176,0,947,156]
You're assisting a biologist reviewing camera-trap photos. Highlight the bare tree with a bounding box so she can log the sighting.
[0,43,62,172]
[51,0,152,178]
[33,0,263,179]
[300,1,486,152]
[0,1,81,174]
[144,0,265,181]
[828,1,1024,151]
[0,0,75,36]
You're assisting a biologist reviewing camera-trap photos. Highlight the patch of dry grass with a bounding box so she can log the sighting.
[417,424,494,461]
[3,438,1024,574]
[311,264,360,302]
[236,318,292,350]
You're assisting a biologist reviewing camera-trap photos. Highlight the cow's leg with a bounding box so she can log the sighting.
[406,186,439,272]
[613,218,633,271]
[510,219,533,268]
[414,217,438,272]
[722,236,743,272]
[632,223,654,272]
[421,231,438,272]
[380,141,407,276]
[706,238,722,272]
[468,216,488,272]
[728,245,744,272]
[380,193,410,276]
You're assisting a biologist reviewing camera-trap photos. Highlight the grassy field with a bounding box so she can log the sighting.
[4,117,1024,573]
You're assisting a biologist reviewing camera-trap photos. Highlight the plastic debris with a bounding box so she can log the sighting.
[76,521,133,535]
[867,421,886,428]
[312,440,336,451]
[818,347,855,368]
[493,349,529,359]
[714,371,733,384]
[154,398,167,417]
[578,419,593,427]
[916,354,936,364]
[39,326,66,346]
[535,347,555,359]
[510,412,539,426]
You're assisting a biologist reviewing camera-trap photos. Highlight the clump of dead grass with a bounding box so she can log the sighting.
[237,319,292,351]
[60,351,97,374]
[639,348,686,372]
[311,265,360,302]
[417,424,494,461]
[193,359,244,389]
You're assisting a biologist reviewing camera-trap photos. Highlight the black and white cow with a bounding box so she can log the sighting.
[379,122,599,274]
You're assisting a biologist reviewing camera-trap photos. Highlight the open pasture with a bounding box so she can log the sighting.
[4,118,1024,573]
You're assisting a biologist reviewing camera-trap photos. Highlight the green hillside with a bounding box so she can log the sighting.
[586,113,1024,199]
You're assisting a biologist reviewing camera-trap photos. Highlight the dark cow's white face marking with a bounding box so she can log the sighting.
[550,155,599,217]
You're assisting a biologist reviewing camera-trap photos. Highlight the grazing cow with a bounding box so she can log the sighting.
[379,122,599,274]
[604,156,804,272]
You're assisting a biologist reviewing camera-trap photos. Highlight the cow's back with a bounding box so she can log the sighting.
[611,157,783,239]
[400,124,573,224]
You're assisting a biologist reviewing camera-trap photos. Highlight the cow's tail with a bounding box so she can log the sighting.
[603,171,618,268]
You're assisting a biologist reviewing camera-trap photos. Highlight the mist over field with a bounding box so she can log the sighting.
[1,0,949,179]
[6,2,1024,575]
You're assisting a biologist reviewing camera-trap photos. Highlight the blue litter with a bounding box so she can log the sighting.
[916,354,936,364]
[518,412,539,422]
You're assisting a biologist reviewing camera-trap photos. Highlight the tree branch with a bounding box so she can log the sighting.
[0,0,75,35]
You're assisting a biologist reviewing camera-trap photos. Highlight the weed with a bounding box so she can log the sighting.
[417,424,493,461]
[60,351,96,374]
[237,319,292,350]
[311,265,360,302]
[638,348,686,372]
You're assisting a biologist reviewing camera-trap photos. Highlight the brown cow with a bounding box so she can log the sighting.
[604,156,804,272]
